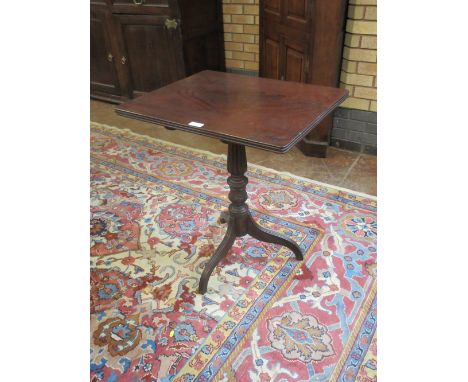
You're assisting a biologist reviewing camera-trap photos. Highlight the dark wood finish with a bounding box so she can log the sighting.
[111,0,175,15]
[260,0,348,156]
[179,0,226,75]
[115,71,346,293]
[199,143,303,294]
[113,14,186,97]
[91,8,121,98]
[90,0,225,102]
[116,70,348,153]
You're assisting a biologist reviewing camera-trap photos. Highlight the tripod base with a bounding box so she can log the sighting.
[198,143,304,294]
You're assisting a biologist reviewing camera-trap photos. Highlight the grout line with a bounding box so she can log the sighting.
[321,158,337,180]
[340,154,361,185]
[250,158,269,166]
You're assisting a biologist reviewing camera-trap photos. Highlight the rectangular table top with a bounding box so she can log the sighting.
[115,70,348,153]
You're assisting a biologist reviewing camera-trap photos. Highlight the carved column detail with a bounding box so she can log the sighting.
[227,144,249,220]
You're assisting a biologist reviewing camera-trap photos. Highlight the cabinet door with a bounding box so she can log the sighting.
[111,0,173,15]
[90,8,120,97]
[113,14,186,97]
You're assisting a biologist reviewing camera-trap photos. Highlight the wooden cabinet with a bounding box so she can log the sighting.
[260,0,347,157]
[113,14,186,96]
[90,0,224,103]
[90,8,121,97]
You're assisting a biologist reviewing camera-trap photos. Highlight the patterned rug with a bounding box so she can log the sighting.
[90,122,377,382]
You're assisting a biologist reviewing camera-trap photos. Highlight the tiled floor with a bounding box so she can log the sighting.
[91,100,377,195]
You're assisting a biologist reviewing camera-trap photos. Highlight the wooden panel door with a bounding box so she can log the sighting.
[264,0,282,22]
[90,8,120,97]
[262,35,282,79]
[113,14,186,97]
[261,0,281,79]
[261,0,310,82]
[284,37,308,82]
[283,0,310,32]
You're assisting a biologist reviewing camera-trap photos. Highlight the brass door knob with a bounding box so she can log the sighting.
[107,53,113,62]
[165,18,178,30]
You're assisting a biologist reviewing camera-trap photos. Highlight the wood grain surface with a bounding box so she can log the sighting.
[116,70,347,152]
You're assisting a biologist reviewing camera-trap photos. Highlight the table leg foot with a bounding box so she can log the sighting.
[247,216,304,261]
[199,219,236,294]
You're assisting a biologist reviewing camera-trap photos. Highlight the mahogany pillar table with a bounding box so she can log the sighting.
[116,70,348,294]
